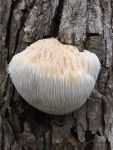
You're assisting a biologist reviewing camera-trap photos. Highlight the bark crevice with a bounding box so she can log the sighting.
[50,0,64,37]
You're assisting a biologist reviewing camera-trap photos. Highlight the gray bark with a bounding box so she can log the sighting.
[0,0,113,149]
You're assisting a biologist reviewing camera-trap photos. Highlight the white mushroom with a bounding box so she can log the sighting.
[8,38,101,115]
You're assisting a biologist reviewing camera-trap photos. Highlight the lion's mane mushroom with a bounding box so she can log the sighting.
[8,38,100,115]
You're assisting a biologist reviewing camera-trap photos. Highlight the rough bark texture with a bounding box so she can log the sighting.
[0,0,113,149]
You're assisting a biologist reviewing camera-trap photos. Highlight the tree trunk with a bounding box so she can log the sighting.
[0,0,113,149]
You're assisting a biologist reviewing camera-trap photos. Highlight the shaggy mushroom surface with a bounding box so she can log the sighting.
[8,38,100,115]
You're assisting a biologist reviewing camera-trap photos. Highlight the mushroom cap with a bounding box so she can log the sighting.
[8,38,101,115]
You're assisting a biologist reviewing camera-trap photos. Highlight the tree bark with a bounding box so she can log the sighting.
[0,0,113,149]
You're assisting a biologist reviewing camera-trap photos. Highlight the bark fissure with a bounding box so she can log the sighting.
[5,1,13,48]
[5,1,14,63]
[12,8,29,56]
[101,98,106,135]
[86,33,100,36]
[50,0,64,37]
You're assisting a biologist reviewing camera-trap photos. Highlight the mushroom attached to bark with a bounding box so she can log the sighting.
[8,38,101,115]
